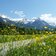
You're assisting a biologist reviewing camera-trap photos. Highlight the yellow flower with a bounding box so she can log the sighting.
[49,32,52,34]
[43,35,47,38]
[35,37,40,41]
[54,41,56,43]
[46,31,48,34]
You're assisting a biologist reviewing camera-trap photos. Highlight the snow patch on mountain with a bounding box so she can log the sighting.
[0,13,56,26]
[11,18,35,24]
[0,14,9,18]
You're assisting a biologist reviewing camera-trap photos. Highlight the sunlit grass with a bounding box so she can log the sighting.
[0,34,56,56]
[6,34,56,56]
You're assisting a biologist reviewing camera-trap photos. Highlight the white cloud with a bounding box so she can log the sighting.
[11,10,26,18]
[1,13,56,26]
[0,14,8,18]
[0,14,13,21]
[40,14,56,26]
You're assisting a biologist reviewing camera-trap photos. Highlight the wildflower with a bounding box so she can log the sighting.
[54,41,56,43]
[43,35,47,38]
[49,32,52,34]
[46,31,48,34]
[42,42,46,46]
[35,37,40,41]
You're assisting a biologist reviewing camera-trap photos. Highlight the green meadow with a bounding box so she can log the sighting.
[0,34,56,56]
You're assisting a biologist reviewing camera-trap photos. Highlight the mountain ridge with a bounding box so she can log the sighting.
[0,16,56,30]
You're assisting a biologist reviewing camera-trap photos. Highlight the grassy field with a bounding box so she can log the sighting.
[0,34,43,43]
[0,34,56,56]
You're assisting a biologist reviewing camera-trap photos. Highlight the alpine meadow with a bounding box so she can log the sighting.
[0,0,56,56]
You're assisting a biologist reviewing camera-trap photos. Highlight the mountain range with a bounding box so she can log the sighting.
[0,16,56,30]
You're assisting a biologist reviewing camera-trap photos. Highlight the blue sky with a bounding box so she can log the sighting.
[0,0,56,19]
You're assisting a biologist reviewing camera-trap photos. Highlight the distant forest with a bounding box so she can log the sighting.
[0,22,56,35]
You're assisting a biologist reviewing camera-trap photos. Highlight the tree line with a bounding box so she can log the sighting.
[0,22,56,35]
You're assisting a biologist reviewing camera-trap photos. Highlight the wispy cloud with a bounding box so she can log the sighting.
[11,10,26,18]
[40,14,56,26]
[1,12,56,26]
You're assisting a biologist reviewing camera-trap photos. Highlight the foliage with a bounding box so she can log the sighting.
[6,34,56,56]
[0,25,56,35]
